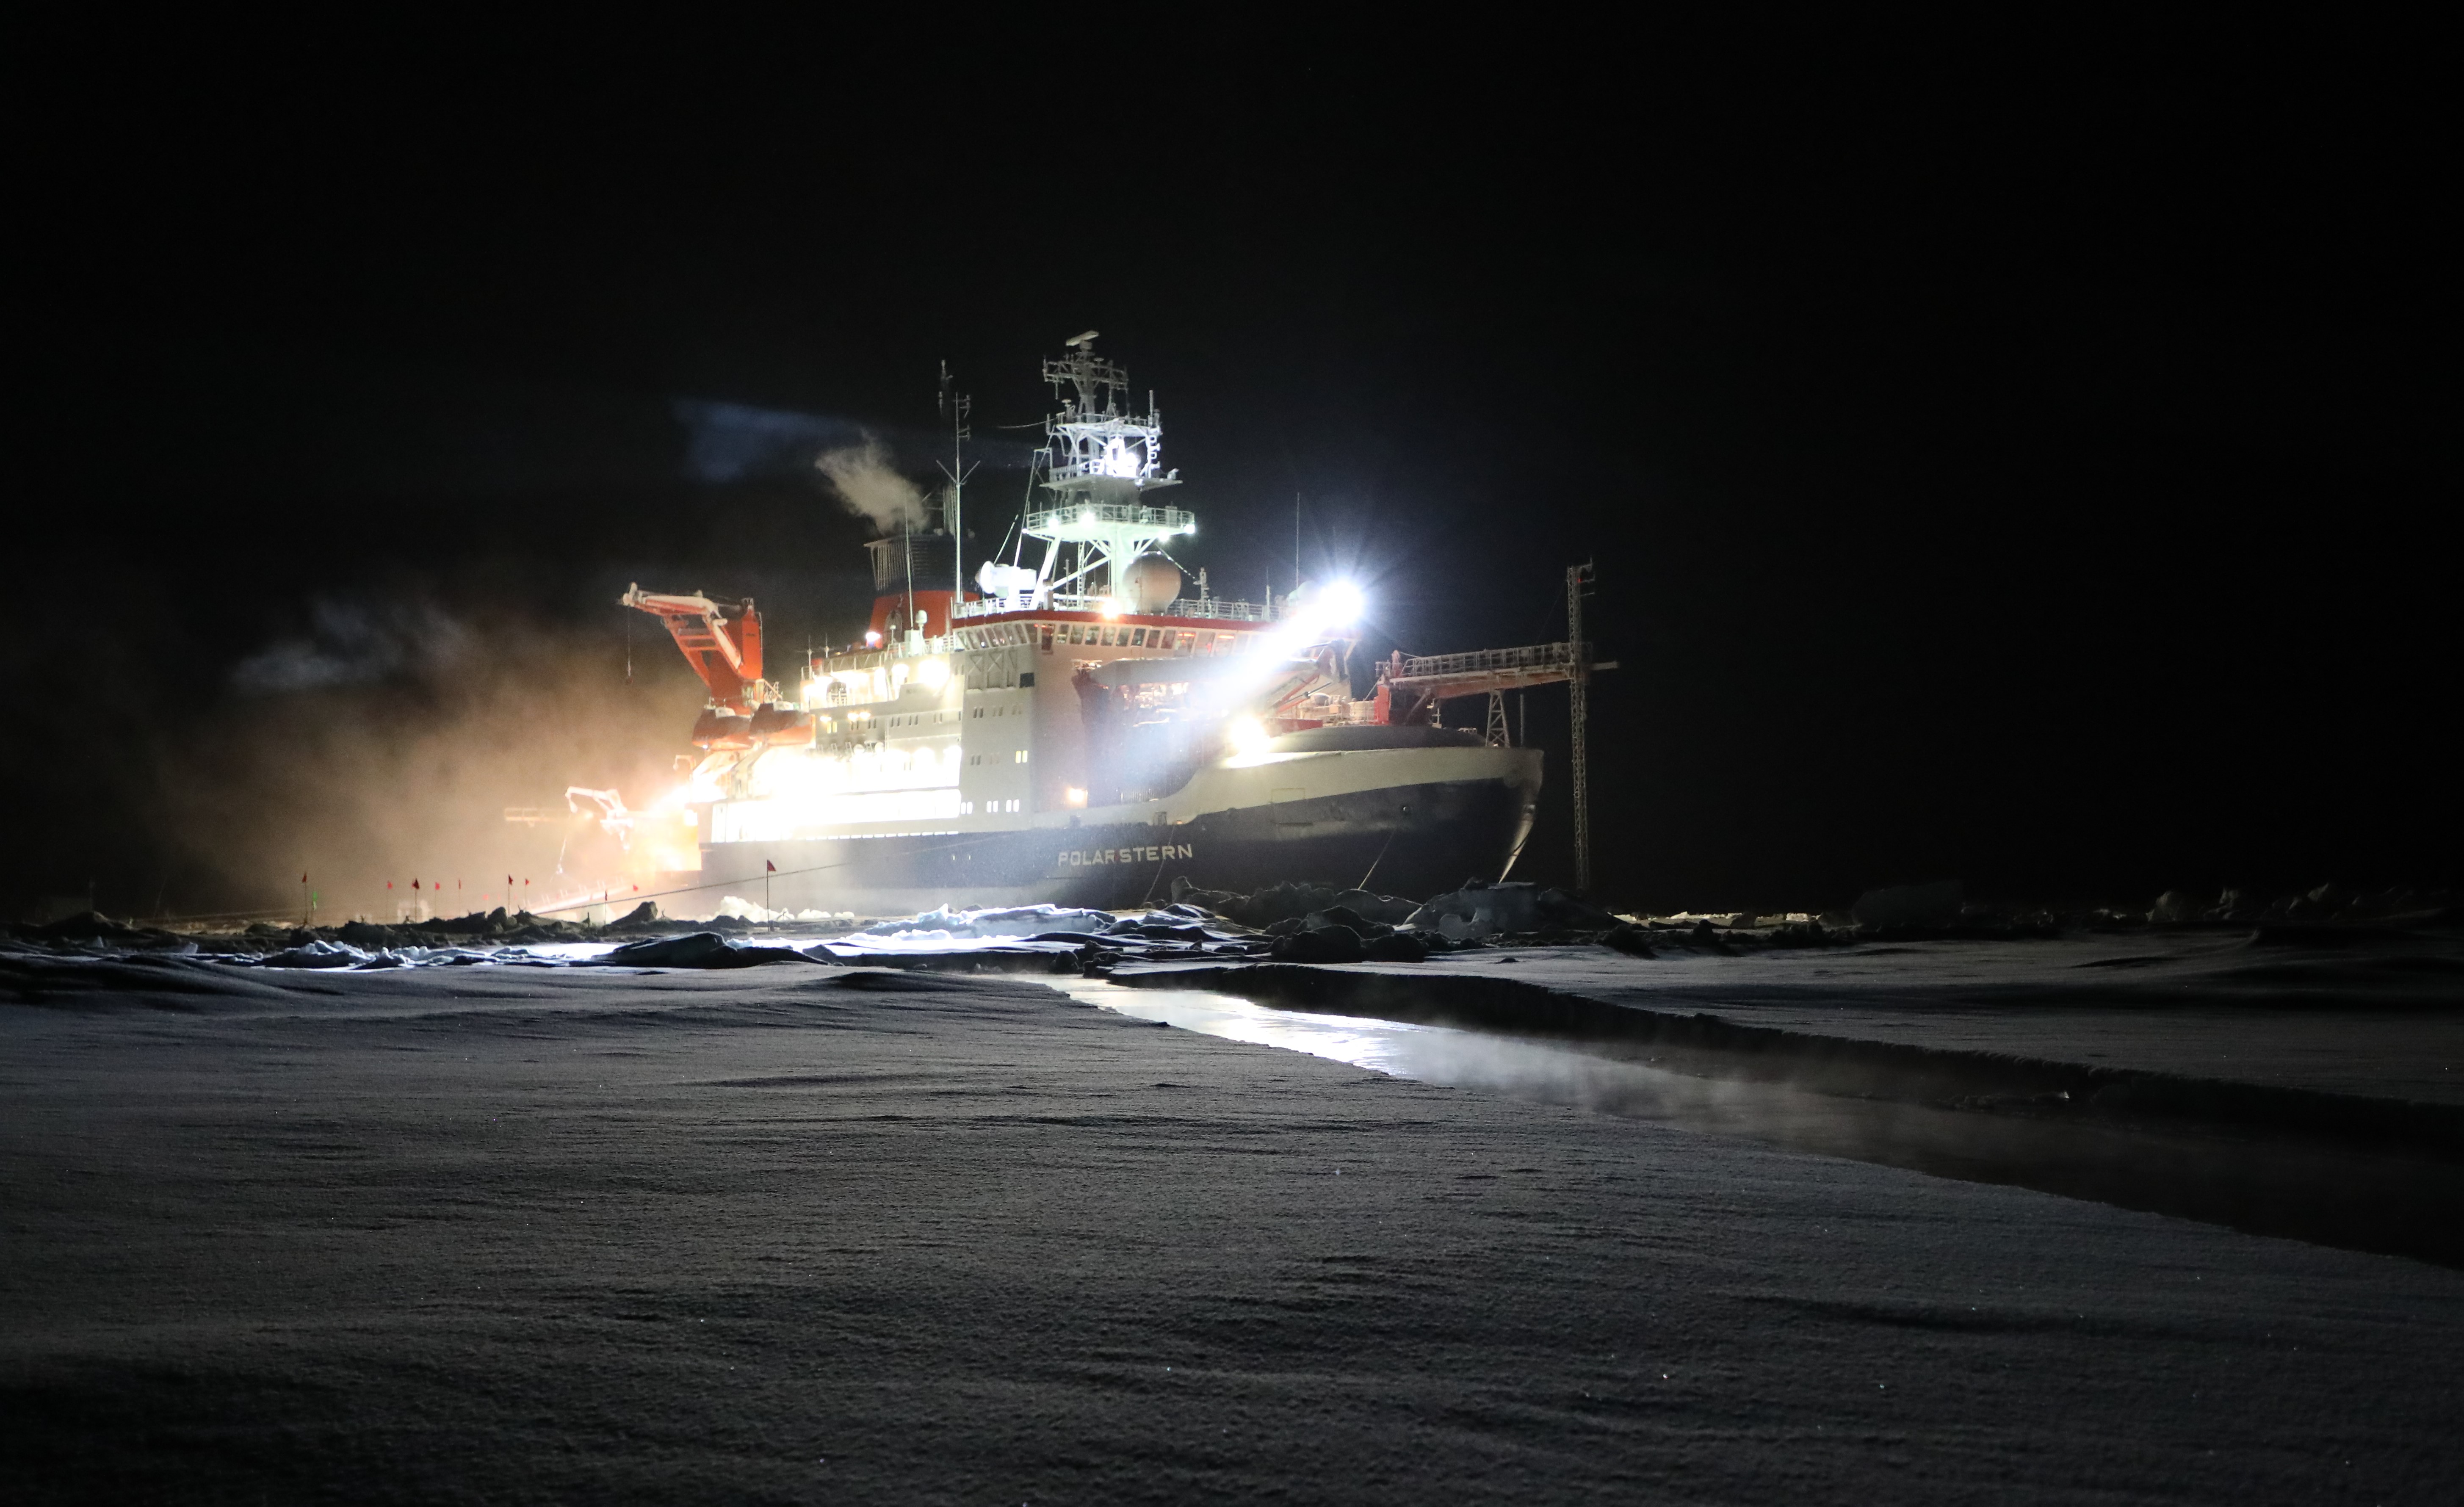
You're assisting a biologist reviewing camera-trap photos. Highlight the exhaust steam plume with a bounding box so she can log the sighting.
[816,438,932,534]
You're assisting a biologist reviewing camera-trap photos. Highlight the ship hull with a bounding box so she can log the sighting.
[674,762,1538,915]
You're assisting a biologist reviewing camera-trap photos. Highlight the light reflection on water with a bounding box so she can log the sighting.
[1061,982,1871,1138]
[1070,984,1448,1076]
[1060,980,2464,1269]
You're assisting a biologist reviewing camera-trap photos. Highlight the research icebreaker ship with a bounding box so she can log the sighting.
[622,336,1585,914]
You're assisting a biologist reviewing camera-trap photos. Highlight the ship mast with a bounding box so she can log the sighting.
[936,360,974,601]
[1023,331,1190,610]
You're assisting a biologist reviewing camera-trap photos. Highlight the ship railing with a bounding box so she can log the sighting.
[1045,463,1167,487]
[1043,353,1131,390]
[1159,596,1277,621]
[1022,503,1196,535]
[950,593,1279,623]
[1048,414,1159,438]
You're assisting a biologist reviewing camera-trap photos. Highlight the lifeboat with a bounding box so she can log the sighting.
[748,705,815,747]
[690,711,757,750]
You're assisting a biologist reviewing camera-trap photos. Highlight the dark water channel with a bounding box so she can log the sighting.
[1066,980,2464,1269]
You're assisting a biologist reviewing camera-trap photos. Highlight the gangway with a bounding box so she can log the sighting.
[1372,564,1615,890]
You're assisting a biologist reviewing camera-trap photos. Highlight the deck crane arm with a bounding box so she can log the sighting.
[620,584,773,712]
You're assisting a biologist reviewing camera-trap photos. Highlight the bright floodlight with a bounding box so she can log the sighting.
[1230,717,1273,758]
[1319,580,1365,625]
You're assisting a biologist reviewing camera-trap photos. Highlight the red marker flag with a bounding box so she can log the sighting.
[766,860,777,872]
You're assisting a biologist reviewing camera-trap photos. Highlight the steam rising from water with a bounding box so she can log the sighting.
[1073,982,2464,1268]
[816,437,932,534]
[1071,984,1796,1127]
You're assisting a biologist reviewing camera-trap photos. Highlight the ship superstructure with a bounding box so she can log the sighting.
[619,336,1596,913]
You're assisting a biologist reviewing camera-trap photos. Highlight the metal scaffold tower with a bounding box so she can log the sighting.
[1567,560,1597,894]
[1370,560,1614,892]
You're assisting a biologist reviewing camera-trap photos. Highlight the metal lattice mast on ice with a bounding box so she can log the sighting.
[1566,561,1597,893]
[1371,593,1620,886]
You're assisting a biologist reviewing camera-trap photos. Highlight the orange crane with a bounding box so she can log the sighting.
[621,585,773,713]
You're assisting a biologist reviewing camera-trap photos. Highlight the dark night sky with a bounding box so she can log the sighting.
[8,21,2453,915]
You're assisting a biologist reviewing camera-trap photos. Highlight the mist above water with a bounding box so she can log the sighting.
[1074,982,2464,1268]
[1071,982,1889,1133]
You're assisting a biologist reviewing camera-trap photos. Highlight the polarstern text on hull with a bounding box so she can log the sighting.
[1061,843,1198,868]
[617,334,1601,912]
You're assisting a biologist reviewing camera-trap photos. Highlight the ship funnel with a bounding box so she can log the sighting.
[862,530,961,639]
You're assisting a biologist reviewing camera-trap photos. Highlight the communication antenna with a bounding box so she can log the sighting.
[937,360,976,599]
